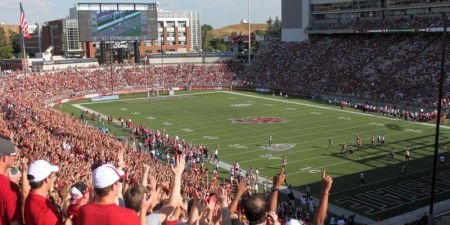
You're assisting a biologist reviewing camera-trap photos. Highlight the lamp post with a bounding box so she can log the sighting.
[145,54,150,98]
[248,0,251,65]
[160,34,164,93]
[35,23,41,53]
[109,36,114,95]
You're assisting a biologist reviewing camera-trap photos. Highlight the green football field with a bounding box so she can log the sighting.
[60,91,450,220]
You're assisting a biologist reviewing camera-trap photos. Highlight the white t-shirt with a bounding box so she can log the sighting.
[336,219,346,225]
[330,217,336,225]
[146,213,161,225]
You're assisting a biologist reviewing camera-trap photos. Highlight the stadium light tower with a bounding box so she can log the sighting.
[145,54,149,98]
[248,0,251,65]
[109,35,114,95]
[160,34,164,92]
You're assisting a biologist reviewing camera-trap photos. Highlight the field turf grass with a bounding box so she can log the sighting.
[60,91,450,220]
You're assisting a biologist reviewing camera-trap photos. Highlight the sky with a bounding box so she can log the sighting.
[0,0,281,29]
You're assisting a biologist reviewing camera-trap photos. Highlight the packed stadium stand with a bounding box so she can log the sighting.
[2,1,450,224]
[238,32,449,110]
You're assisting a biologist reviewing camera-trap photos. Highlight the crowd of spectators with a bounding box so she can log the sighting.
[311,15,446,31]
[351,16,444,31]
[0,63,332,225]
[0,63,239,105]
[237,32,450,120]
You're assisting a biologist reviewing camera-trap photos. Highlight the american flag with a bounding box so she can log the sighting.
[20,3,32,39]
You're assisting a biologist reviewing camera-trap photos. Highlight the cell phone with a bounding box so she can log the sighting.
[10,167,19,176]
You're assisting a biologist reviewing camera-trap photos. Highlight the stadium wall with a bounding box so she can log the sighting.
[147,56,233,64]
[52,86,233,106]
[282,0,309,42]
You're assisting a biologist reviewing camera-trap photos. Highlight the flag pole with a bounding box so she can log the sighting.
[19,2,28,76]
[19,2,31,76]
[21,29,27,76]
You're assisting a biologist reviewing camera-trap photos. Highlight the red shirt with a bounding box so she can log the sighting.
[66,200,83,225]
[24,192,62,225]
[0,174,22,225]
[166,219,182,225]
[78,202,140,225]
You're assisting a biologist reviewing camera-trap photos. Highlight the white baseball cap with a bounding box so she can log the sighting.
[286,219,303,225]
[93,164,125,188]
[28,160,59,183]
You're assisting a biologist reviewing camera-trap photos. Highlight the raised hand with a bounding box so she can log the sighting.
[140,193,153,213]
[206,194,217,211]
[20,158,29,172]
[191,188,201,200]
[236,177,248,196]
[321,169,333,194]
[273,167,286,189]
[117,148,125,168]
[143,164,150,173]
[267,211,280,225]
[148,175,157,191]
[171,154,185,177]
[216,187,228,208]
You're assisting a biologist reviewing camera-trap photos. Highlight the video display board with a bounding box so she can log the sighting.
[78,3,157,41]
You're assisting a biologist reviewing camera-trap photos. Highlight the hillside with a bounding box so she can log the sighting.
[210,23,267,38]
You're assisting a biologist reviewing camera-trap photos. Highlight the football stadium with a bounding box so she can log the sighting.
[1,1,450,225]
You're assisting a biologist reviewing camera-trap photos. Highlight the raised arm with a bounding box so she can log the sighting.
[157,154,186,223]
[141,164,150,187]
[217,187,231,225]
[269,168,285,212]
[229,177,247,214]
[313,169,333,225]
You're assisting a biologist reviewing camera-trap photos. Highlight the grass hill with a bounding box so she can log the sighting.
[210,23,267,38]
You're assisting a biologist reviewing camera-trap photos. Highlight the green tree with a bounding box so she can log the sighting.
[201,24,214,52]
[251,35,260,52]
[0,27,13,59]
[0,45,13,59]
[255,30,265,36]
[266,16,281,37]
[266,17,273,33]
[215,39,227,52]
[10,32,21,56]
[273,16,282,36]
[201,24,213,32]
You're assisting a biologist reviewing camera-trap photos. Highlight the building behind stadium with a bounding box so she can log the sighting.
[282,0,450,42]
[7,2,201,64]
